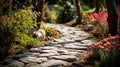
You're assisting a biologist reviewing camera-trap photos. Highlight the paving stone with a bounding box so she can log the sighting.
[40,50,58,53]
[62,43,79,46]
[30,48,41,52]
[77,44,93,47]
[3,59,16,64]
[63,39,75,42]
[74,37,88,41]
[13,52,40,59]
[13,54,28,59]
[40,59,71,67]
[18,56,47,64]
[53,44,63,47]
[38,53,59,57]
[2,59,24,67]
[54,39,65,42]
[68,49,84,53]
[81,40,93,44]
[40,46,58,50]
[8,60,24,67]
[64,45,88,50]
[50,55,78,62]
[25,63,40,67]
[57,49,69,54]
[62,52,80,56]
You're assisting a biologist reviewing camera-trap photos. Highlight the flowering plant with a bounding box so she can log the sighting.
[92,12,108,38]
[92,34,120,67]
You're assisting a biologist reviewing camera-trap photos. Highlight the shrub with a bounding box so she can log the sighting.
[92,34,120,67]
[15,34,38,49]
[0,6,38,59]
[56,1,76,23]
[0,16,15,59]
[85,12,108,38]
[92,12,108,38]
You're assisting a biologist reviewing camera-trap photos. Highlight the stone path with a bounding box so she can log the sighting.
[0,23,97,67]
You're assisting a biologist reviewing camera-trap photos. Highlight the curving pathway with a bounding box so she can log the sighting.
[0,23,97,67]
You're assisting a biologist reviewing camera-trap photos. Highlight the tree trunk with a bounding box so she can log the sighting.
[32,0,45,29]
[95,0,102,13]
[105,0,118,36]
[75,0,82,24]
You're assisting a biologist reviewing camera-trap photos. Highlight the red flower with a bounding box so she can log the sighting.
[105,41,110,45]
[98,45,104,49]
[104,44,109,47]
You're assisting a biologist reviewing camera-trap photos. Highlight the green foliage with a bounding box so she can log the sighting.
[16,34,38,49]
[82,5,90,11]
[57,1,76,23]
[0,6,38,59]
[45,9,58,24]
[0,18,15,58]
[11,6,38,48]
[92,35,120,67]
[40,22,59,37]
[94,48,120,67]
[44,27,59,36]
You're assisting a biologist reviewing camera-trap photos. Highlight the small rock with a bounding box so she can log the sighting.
[83,24,94,31]
[33,29,46,39]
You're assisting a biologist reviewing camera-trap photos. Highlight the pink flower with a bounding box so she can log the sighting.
[94,13,99,19]
[98,45,104,49]
[105,41,110,45]
[110,36,116,40]
[104,44,109,47]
